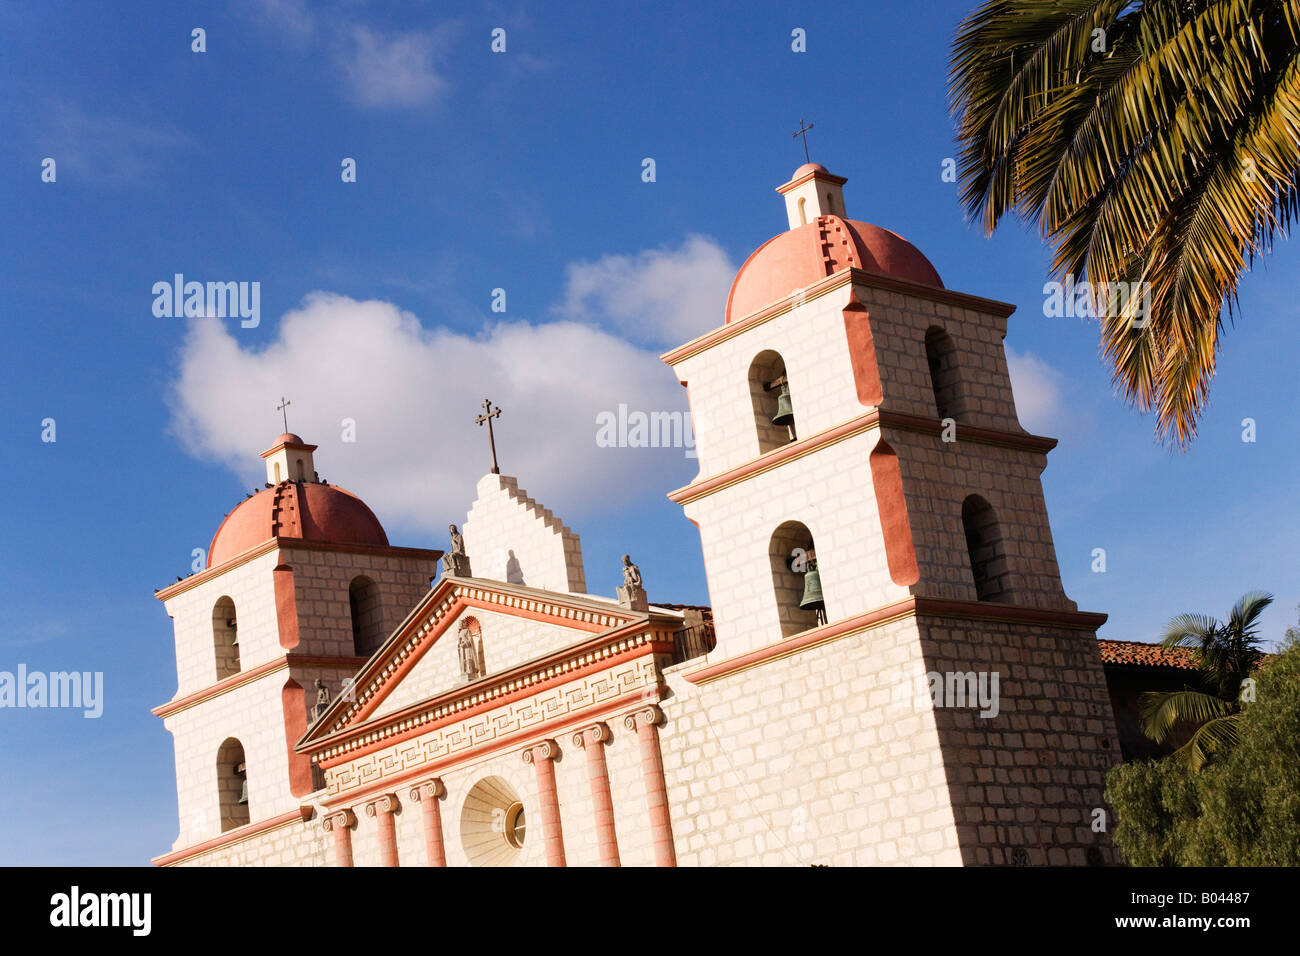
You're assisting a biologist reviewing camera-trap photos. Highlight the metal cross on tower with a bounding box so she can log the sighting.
[277,396,291,433]
[475,399,503,475]
[793,119,815,164]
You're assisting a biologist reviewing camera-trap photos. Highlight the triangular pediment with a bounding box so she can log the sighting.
[299,576,646,746]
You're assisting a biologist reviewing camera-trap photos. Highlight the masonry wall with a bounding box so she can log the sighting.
[659,616,964,866]
[916,616,1121,865]
[170,817,327,867]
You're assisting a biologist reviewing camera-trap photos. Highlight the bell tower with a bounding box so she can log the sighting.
[152,434,441,862]
[656,163,1122,866]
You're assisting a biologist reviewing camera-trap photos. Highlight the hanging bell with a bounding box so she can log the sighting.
[227,617,238,646]
[799,566,825,612]
[771,383,795,427]
[238,777,249,805]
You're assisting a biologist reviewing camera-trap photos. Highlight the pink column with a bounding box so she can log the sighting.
[625,705,677,867]
[408,779,447,867]
[572,722,620,866]
[522,739,566,867]
[321,809,356,868]
[364,794,400,867]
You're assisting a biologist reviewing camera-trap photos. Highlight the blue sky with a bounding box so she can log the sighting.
[1,0,1296,865]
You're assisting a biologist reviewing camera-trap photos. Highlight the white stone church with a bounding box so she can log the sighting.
[152,162,1121,867]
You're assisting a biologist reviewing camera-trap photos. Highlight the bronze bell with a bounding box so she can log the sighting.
[227,617,238,647]
[771,383,795,427]
[799,565,825,612]
[236,761,248,805]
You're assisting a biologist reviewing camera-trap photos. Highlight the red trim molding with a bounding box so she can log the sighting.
[661,267,1016,366]
[156,541,442,602]
[152,654,370,719]
[668,410,1058,505]
[683,597,1107,685]
[152,806,314,867]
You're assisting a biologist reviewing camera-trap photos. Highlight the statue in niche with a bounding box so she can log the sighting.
[442,523,472,577]
[457,619,482,683]
[310,678,331,724]
[617,554,648,611]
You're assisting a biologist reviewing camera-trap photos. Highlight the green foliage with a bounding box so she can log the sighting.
[1138,590,1271,768]
[1106,642,1300,865]
[949,1,1300,446]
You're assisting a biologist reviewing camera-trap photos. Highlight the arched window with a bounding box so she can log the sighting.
[349,575,384,656]
[925,326,962,420]
[768,521,825,636]
[295,458,305,481]
[212,596,239,680]
[797,197,808,225]
[749,350,797,453]
[273,461,282,483]
[962,495,1011,602]
[216,738,250,831]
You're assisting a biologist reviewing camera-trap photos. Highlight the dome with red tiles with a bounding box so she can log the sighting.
[208,481,389,568]
[725,164,943,324]
[206,433,389,568]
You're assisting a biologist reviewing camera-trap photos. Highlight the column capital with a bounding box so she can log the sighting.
[363,793,400,818]
[322,808,356,832]
[624,704,665,731]
[521,739,560,764]
[408,778,445,802]
[571,722,612,749]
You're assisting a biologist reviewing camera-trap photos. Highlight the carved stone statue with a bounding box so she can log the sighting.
[621,554,642,589]
[310,678,331,724]
[457,620,480,683]
[617,554,648,611]
[442,523,473,578]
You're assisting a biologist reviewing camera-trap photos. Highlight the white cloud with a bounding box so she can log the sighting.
[336,26,445,109]
[1005,347,1063,435]
[167,293,693,536]
[554,235,735,347]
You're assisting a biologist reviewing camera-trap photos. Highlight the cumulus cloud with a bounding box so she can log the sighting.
[1005,347,1064,435]
[336,26,446,109]
[168,293,693,535]
[554,235,735,347]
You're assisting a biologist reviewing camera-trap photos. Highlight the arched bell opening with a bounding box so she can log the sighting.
[925,326,963,421]
[962,494,1012,602]
[216,737,250,832]
[349,575,384,657]
[212,596,239,681]
[768,520,826,637]
[749,350,797,453]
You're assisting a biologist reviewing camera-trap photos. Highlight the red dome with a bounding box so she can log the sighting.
[725,216,943,323]
[208,481,389,568]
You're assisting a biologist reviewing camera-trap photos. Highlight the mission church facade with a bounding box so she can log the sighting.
[152,163,1123,867]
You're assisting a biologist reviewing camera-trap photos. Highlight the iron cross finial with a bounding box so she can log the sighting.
[475,399,503,475]
[277,396,291,433]
[793,119,815,164]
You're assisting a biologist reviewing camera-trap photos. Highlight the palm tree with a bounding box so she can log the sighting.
[1140,591,1273,769]
[949,1,1300,447]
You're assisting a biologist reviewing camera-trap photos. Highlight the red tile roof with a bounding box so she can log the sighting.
[1098,639,1200,670]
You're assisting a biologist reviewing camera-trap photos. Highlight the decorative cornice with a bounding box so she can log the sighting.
[152,806,314,867]
[152,654,369,719]
[661,267,1016,366]
[669,410,1057,505]
[776,167,848,192]
[683,597,1106,685]
[156,540,442,601]
[300,575,673,750]
[304,622,673,764]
